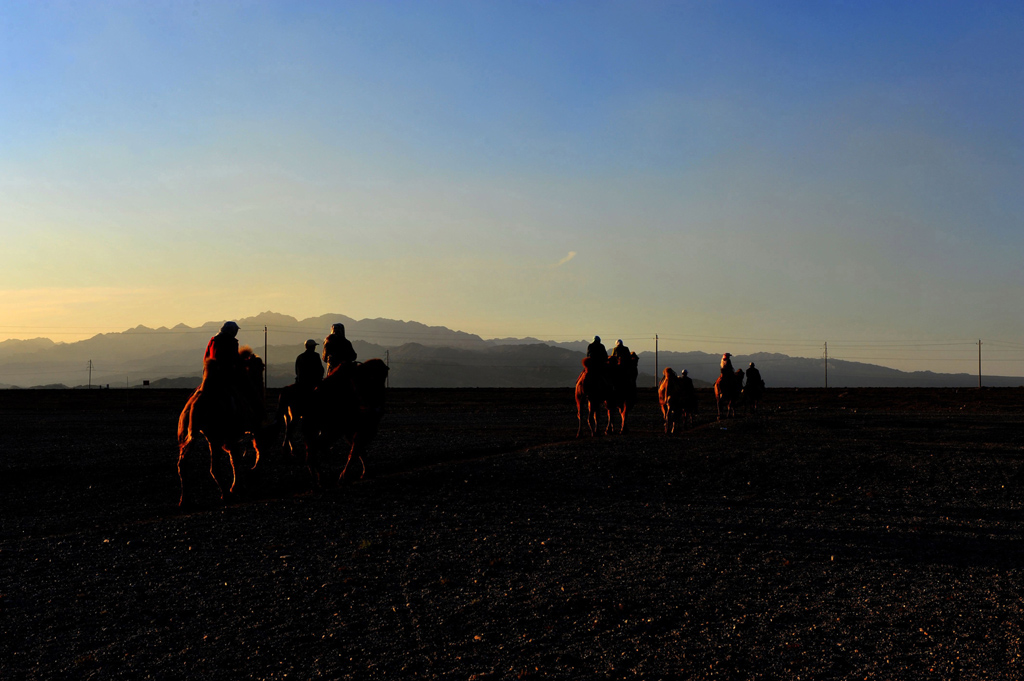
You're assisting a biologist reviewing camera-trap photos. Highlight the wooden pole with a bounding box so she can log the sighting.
[978,339,982,389]
[824,342,828,389]
[655,334,658,388]
[264,326,268,395]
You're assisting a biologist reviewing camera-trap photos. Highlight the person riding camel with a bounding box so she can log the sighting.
[746,362,764,391]
[611,339,631,363]
[201,321,259,424]
[587,336,608,363]
[296,339,325,387]
[720,352,735,375]
[322,323,357,376]
[282,338,324,421]
[203,321,241,390]
[679,369,695,391]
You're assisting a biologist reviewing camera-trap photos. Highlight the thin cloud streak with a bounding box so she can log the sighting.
[555,251,577,267]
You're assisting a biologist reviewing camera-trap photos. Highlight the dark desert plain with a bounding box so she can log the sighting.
[4,386,1024,680]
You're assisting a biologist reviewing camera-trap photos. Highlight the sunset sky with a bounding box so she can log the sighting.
[2,1,1022,374]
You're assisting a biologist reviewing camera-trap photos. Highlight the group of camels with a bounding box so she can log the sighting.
[178,345,763,506]
[176,353,389,506]
[576,352,764,437]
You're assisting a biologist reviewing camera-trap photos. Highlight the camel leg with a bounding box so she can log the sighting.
[576,399,584,438]
[177,441,189,507]
[281,407,294,455]
[304,443,322,489]
[340,440,367,483]
[244,433,261,471]
[221,444,238,495]
[196,434,222,500]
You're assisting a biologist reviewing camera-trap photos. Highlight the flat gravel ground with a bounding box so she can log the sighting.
[3,387,1024,679]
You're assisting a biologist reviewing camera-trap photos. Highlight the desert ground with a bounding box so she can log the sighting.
[3,386,1024,680]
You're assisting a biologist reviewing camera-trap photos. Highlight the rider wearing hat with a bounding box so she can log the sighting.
[203,321,242,389]
[296,339,325,387]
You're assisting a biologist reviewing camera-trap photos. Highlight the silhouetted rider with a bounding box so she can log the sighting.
[586,336,607,362]
[720,352,735,375]
[296,339,325,387]
[322,323,357,375]
[204,321,241,389]
[611,339,631,362]
[746,362,764,391]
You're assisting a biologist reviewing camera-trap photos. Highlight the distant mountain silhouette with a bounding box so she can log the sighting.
[0,312,1020,389]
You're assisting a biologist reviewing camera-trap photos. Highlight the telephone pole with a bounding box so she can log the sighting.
[264,326,268,394]
[978,339,982,389]
[823,342,828,389]
[655,334,659,388]
[385,349,390,388]
[88,360,93,389]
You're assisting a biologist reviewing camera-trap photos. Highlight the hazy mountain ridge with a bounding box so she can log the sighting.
[0,313,1020,389]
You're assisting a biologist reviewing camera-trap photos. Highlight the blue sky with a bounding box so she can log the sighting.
[1,1,1022,374]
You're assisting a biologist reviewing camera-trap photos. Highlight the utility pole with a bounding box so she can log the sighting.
[88,359,93,389]
[655,334,659,388]
[978,339,982,389]
[264,325,268,395]
[385,349,390,388]
[823,342,828,389]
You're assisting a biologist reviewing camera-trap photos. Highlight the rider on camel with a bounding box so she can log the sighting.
[746,362,764,391]
[204,321,241,389]
[611,339,631,363]
[296,339,325,387]
[679,368,695,391]
[322,323,358,376]
[720,352,735,375]
[286,338,324,419]
[587,336,607,362]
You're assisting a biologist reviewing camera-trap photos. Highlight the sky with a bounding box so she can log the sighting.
[1,1,1022,375]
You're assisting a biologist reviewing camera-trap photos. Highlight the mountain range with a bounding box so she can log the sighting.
[0,311,1020,389]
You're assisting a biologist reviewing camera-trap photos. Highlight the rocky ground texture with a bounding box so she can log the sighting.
[3,387,1024,679]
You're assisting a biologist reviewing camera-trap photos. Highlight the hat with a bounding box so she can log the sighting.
[332,323,346,334]
[594,336,601,343]
[305,339,318,349]
[221,321,239,333]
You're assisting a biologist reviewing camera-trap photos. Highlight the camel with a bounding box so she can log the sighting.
[575,353,639,437]
[575,356,610,437]
[714,371,743,420]
[276,381,323,460]
[176,358,265,506]
[296,359,390,487]
[659,367,699,434]
[606,352,640,434]
[743,364,765,413]
[658,368,680,434]
[714,353,744,420]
